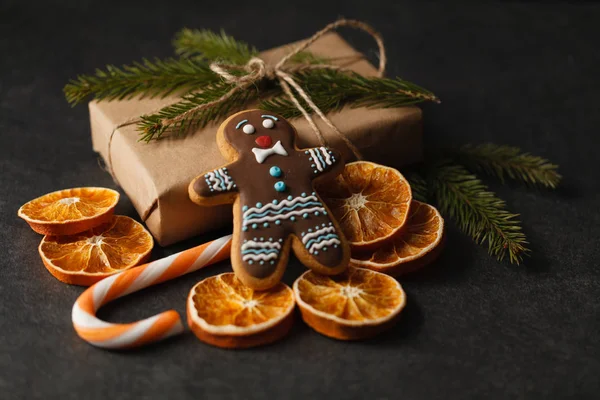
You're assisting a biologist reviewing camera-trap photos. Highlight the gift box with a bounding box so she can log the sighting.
[90,32,423,246]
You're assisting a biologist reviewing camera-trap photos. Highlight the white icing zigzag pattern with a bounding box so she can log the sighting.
[243,195,326,227]
[205,168,235,192]
[241,241,282,251]
[308,147,335,173]
[241,240,281,263]
[301,224,341,254]
[301,226,336,245]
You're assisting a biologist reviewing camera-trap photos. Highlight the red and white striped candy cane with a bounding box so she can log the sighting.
[72,234,232,349]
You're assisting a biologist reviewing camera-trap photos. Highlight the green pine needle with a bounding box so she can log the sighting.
[137,81,262,141]
[259,70,439,117]
[428,161,529,264]
[173,28,323,65]
[173,28,258,64]
[63,58,217,106]
[452,144,561,188]
[404,171,429,203]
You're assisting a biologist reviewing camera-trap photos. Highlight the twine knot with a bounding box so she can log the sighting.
[191,18,387,160]
[210,57,276,83]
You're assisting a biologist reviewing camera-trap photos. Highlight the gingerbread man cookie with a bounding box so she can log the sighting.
[189,109,350,290]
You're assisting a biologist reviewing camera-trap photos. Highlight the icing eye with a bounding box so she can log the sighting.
[262,119,275,129]
[242,124,255,134]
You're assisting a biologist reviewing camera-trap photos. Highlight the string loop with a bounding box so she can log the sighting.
[165,18,386,160]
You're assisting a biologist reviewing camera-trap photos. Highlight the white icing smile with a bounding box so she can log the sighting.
[252,140,288,163]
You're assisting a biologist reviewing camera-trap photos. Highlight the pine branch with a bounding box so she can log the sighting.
[428,161,529,264]
[64,58,218,105]
[137,81,261,141]
[452,144,561,189]
[173,28,258,64]
[173,28,325,66]
[404,170,429,203]
[259,70,439,117]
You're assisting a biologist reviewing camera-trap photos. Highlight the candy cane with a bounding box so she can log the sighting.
[72,234,232,349]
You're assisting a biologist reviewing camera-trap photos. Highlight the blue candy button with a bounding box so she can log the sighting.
[274,181,286,192]
[269,166,282,177]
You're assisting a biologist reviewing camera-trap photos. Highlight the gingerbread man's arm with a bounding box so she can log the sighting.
[189,165,239,206]
[301,146,343,176]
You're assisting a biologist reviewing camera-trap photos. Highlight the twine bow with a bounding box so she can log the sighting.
[161,18,387,160]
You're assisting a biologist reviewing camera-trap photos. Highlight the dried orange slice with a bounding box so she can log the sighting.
[351,201,445,276]
[318,161,412,250]
[187,273,295,348]
[18,187,119,235]
[293,267,406,340]
[39,215,153,286]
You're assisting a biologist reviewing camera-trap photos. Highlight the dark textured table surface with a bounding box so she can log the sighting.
[1,1,599,399]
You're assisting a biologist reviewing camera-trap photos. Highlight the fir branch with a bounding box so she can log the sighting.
[428,161,529,264]
[137,81,261,141]
[173,28,258,64]
[452,144,561,189]
[64,58,218,105]
[404,171,429,203]
[173,28,323,65]
[259,70,439,118]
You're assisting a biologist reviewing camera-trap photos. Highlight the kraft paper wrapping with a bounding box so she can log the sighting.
[90,32,423,246]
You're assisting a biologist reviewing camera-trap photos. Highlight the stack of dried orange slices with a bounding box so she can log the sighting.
[18,187,154,285]
[185,161,444,347]
[318,161,445,276]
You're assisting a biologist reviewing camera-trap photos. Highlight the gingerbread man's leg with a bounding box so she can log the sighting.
[292,212,350,275]
[230,200,293,289]
[238,233,285,278]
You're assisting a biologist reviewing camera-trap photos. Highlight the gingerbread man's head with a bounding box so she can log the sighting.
[218,110,296,163]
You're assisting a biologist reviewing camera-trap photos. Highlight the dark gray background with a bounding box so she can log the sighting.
[1,1,599,399]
